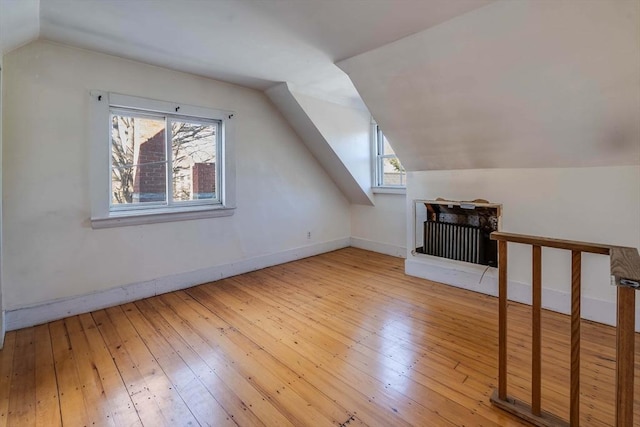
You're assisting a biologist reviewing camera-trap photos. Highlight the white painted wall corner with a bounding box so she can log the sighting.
[350,237,406,259]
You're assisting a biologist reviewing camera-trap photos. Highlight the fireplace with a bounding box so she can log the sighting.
[414,199,501,267]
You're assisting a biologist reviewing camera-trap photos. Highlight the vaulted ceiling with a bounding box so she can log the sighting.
[1,0,493,106]
[2,0,638,174]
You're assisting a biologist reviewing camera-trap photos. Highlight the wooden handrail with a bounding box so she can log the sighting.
[489,231,639,427]
[490,231,611,255]
[491,232,640,285]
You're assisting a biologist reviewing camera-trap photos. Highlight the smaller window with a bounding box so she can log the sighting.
[90,92,236,228]
[374,124,405,187]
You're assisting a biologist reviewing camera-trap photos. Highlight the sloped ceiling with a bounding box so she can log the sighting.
[33,0,492,106]
[6,0,634,181]
[267,83,374,205]
[339,0,640,171]
[0,0,39,54]
[1,0,500,204]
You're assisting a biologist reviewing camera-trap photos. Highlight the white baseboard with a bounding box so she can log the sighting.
[350,237,406,258]
[405,257,640,332]
[5,238,351,331]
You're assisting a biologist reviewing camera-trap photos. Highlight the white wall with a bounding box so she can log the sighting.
[351,193,406,258]
[2,40,351,315]
[406,166,640,327]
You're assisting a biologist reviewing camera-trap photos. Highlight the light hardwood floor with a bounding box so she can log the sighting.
[0,248,638,426]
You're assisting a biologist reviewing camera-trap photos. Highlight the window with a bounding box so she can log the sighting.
[90,92,236,228]
[110,110,219,207]
[373,124,405,188]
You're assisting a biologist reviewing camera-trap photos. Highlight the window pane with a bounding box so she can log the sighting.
[112,164,167,205]
[374,125,405,188]
[382,156,406,186]
[111,113,167,205]
[171,121,218,202]
[382,135,395,156]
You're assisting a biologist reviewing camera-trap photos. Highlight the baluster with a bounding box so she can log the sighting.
[532,245,542,416]
[616,286,635,426]
[570,251,581,426]
[498,240,508,400]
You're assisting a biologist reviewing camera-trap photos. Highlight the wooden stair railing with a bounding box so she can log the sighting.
[489,231,640,427]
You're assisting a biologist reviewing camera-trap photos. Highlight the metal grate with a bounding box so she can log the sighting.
[424,221,482,264]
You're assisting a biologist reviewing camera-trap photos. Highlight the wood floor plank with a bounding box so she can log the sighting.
[93,308,190,426]
[174,289,409,427]
[168,290,342,427]
[76,313,142,427]
[33,324,61,427]
[104,305,200,425]
[121,301,236,427]
[163,293,348,425]
[49,320,91,427]
[187,285,467,427]
[7,328,36,426]
[0,332,16,427]
[135,297,270,427]
[63,315,117,426]
[0,247,637,426]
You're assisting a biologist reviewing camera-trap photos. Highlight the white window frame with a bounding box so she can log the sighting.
[371,121,406,194]
[90,92,236,228]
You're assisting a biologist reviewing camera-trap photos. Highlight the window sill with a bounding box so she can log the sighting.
[91,205,235,229]
[372,187,406,195]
